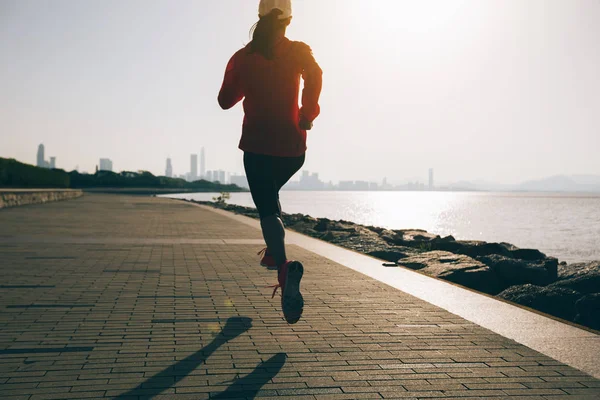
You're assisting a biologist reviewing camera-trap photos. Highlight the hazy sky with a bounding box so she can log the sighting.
[1,0,599,184]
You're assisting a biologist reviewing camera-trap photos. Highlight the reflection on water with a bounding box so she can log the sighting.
[165,191,600,263]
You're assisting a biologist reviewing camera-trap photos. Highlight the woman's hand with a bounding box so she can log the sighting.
[299,115,313,131]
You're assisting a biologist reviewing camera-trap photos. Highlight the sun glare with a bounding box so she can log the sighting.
[352,0,473,35]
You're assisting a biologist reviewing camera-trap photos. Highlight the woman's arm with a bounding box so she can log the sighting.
[218,53,244,110]
[299,43,323,123]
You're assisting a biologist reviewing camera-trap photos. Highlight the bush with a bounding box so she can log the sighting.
[0,158,70,188]
[0,157,247,192]
[213,192,231,205]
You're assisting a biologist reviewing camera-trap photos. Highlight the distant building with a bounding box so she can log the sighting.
[339,181,354,190]
[190,154,198,181]
[216,170,226,184]
[200,148,206,179]
[36,144,48,168]
[49,157,56,169]
[429,168,434,190]
[297,170,324,190]
[381,177,392,190]
[206,171,213,182]
[99,158,113,172]
[354,181,369,191]
[165,158,173,178]
[230,174,249,189]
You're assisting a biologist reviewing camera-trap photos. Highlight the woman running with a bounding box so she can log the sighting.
[218,0,322,324]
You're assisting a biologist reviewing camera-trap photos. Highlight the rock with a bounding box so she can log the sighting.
[282,213,316,226]
[478,255,558,286]
[552,261,600,295]
[499,242,519,251]
[543,258,559,282]
[574,294,600,330]
[380,229,441,248]
[367,248,412,263]
[498,284,581,321]
[313,219,357,233]
[432,240,514,258]
[320,231,336,241]
[313,218,331,232]
[399,251,503,295]
[396,229,441,243]
[550,274,600,295]
[558,261,600,280]
[435,235,456,243]
[366,225,386,235]
[509,248,547,261]
[379,229,397,243]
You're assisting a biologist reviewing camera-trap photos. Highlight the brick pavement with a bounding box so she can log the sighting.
[0,194,598,399]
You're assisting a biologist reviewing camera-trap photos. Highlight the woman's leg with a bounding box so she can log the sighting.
[262,153,305,263]
[244,152,288,266]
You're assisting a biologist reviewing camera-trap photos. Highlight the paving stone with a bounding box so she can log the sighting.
[0,194,598,399]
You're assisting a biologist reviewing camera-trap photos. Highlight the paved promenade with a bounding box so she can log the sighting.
[0,194,599,399]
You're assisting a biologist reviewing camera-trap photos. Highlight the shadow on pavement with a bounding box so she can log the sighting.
[212,352,287,399]
[115,316,252,399]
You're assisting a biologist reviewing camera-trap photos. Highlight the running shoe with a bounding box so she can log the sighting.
[268,260,304,324]
[257,247,276,268]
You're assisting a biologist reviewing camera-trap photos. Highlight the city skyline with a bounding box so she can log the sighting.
[9,144,600,192]
[1,1,598,185]
[15,143,600,191]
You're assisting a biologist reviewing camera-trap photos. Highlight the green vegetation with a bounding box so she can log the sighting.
[212,192,231,205]
[0,158,246,193]
[0,158,70,188]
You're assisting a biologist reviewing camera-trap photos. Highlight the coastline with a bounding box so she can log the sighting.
[187,199,600,333]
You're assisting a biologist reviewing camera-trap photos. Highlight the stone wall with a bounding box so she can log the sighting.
[0,190,83,209]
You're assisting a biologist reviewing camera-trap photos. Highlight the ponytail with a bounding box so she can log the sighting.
[249,9,287,60]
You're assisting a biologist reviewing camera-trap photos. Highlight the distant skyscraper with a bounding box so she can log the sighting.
[200,147,206,179]
[99,158,113,172]
[49,157,56,169]
[206,171,213,182]
[36,144,45,168]
[165,158,173,177]
[429,168,434,189]
[217,170,226,184]
[190,154,198,181]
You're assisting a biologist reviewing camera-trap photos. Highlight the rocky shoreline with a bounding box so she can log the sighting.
[190,200,600,332]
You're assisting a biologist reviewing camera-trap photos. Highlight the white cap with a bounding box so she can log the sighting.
[258,0,292,20]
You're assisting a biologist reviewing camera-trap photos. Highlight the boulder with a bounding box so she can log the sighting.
[282,213,317,226]
[313,218,331,232]
[550,274,600,295]
[574,294,600,330]
[552,261,600,295]
[367,247,413,263]
[498,284,581,321]
[313,218,357,233]
[509,248,547,261]
[399,251,503,295]
[380,229,441,248]
[365,225,386,235]
[558,261,600,280]
[431,240,513,258]
[436,235,456,243]
[478,255,558,286]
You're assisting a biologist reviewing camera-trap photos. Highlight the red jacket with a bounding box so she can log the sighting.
[218,37,323,157]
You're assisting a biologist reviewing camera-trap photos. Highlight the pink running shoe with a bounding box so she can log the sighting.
[268,261,304,324]
[257,248,276,268]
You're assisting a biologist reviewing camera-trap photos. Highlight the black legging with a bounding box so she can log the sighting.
[244,152,305,219]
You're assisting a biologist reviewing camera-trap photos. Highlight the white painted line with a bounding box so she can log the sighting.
[190,202,600,379]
